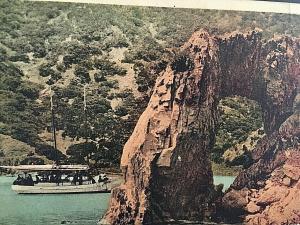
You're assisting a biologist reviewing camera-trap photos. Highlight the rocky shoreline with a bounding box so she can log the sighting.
[222,149,300,225]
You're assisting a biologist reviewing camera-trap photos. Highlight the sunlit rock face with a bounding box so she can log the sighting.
[243,150,300,225]
[101,30,299,225]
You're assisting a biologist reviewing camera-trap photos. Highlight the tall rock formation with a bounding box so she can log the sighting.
[222,40,300,224]
[101,30,299,225]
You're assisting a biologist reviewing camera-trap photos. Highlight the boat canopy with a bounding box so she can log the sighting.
[0,164,89,172]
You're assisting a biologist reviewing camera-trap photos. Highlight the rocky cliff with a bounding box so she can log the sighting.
[245,149,300,225]
[101,30,299,225]
[222,36,300,224]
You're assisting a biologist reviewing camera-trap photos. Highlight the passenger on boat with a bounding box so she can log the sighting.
[13,174,23,185]
[78,175,83,185]
[64,174,71,183]
[98,174,109,183]
[55,171,62,186]
[88,175,96,184]
[26,174,34,186]
[56,174,61,186]
[73,174,78,185]
[50,174,55,182]
[35,175,40,184]
[41,174,48,182]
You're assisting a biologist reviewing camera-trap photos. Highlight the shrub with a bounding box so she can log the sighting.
[33,44,47,58]
[35,143,66,161]
[115,106,128,117]
[56,63,66,72]
[39,63,55,77]
[17,83,40,100]
[94,72,107,82]
[74,65,91,83]
[97,86,110,97]
[258,129,264,135]
[115,89,133,99]
[212,96,263,165]
[20,156,45,165]
[211,152,223,164]
[94,58,126,76]
[100,80,119,89]
[9,54,30,63]
[66,142,97,161]
[0,77,21,91]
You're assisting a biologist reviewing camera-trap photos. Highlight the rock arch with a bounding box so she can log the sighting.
[101,30,299,225]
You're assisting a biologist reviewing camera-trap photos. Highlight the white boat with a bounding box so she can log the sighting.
[1,164,112,194]
[11,182,109,194]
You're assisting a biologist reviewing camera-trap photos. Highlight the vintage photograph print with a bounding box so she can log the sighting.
[0,1,299,225]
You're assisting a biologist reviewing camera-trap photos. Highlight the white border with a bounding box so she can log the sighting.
[29,0,300,15]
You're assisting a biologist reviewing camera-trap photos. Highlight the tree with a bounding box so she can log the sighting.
[17,83,40,100]
[94,72,107,82]
[35,143,66,162]
[66,142,97,164]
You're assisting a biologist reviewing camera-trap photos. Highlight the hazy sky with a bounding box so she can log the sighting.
[29,0,300,15]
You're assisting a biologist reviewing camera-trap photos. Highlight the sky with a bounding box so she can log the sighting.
[29,0,300,15]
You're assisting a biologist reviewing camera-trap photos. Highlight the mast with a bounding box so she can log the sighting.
[50,87,58,155]
[84,84,88,143]
[83,84,89,163]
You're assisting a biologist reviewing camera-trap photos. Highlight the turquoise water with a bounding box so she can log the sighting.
[0,176,235,225]
[0,176,110,225]
[214,175,236,191]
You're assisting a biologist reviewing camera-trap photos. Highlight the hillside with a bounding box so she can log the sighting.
[0,0,299,170]
[0,134,51,170]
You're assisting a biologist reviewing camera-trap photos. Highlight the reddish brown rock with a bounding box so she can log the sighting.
[224,41,300,222]
[222,188,249,210]
[246,201,261,214]
[282,176,291,186]
[283,164,300,180]
[101,31,220,225]
[225,149,300,224]
[243,151,300,225]
[245,214,269,225]
[256,184,289,205]
[101,30,299,225]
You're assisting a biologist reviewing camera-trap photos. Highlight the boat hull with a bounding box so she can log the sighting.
[12,183,111,194]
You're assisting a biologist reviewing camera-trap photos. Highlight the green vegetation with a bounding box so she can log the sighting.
[94,59,127,77]
[0,0,298,170]
[0,61,43,144]
[212,96,263,168]
[211,162,242,176]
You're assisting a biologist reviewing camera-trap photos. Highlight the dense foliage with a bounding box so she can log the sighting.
[212,97,263,165]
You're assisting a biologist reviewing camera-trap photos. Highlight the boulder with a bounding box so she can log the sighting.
[233,151,300,225]
[246,201,261,214]
[282,176,291,186]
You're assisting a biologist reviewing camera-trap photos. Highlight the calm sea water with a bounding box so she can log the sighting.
[0,176,110,225]
[0,176,235,225]
[213,176,236,191]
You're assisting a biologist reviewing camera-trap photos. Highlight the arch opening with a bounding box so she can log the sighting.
[211,96,264,173]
